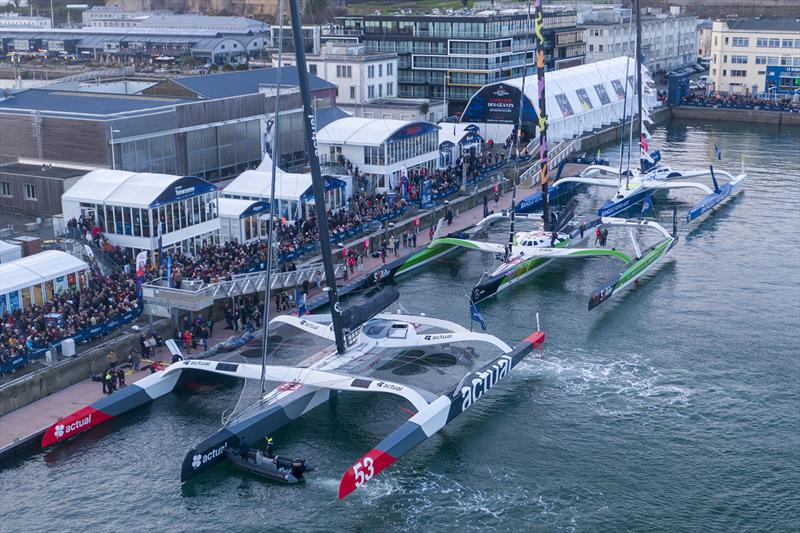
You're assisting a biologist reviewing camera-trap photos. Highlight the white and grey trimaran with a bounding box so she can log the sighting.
[40,0,546,501]
[555,0,746,223]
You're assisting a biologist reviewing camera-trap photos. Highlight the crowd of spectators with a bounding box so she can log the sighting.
[1,271,139,366]
[681,91,799,112]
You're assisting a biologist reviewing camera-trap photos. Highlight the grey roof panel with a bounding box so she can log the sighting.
[725,17,800,32]
[0,88,190,116]
[173,66,335,98]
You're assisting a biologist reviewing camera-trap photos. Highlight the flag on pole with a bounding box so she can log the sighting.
[470,300,487,330]
[714,144,722,161]
[641,193,654,215]
[640,134,649,152]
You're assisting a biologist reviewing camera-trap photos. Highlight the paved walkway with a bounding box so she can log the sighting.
[0,177,535,453]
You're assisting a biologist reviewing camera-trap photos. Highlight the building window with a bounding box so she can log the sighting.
[387,63,393,76]
[309,64,317,75]
[598,44,603,52]
[378,84,383,97]
[350,86,356,99]
[368,65,375,78]
[0,181,11,197]
[769,38,780,47]
[782,39,793,48]
[731,55,747,64]
[387,82,393,96]
[767,56,779,65]
[24,184,37,201]
[368,85,375,99]
[589,44,594,52]
[723,55,728,63]
[378,64,383,77]
[755,56,766,64]
[730,70,746,77]
[757,38,768,48]
[731,37,748,47]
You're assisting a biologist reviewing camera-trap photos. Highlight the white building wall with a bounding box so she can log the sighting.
[306,54,397,105]
[582,14,697,73]
[709,21,800,94]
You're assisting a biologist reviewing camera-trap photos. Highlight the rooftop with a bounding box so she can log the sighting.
[171,66,335,99]
[0,163,87,181]
[722,17,800,32]
[0,88,191,117]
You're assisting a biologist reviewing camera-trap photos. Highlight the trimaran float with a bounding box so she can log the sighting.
[552,0,746,223]
[41,0,546,500]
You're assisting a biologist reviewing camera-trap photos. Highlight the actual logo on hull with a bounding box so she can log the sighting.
[53,414,93,440]
[192,443,228,469]
[458,355,512,411]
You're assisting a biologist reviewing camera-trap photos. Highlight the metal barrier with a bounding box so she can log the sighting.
[518,139,578,185]
[141,263,347,311]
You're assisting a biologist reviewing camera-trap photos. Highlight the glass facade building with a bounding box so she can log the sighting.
[339,10,585,112]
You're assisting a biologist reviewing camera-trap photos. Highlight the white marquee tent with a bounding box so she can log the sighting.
[461,57,658,144]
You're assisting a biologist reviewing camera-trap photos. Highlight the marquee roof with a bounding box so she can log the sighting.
[0,251,88,295]
[316,117,439,147]
[62,169,217,209]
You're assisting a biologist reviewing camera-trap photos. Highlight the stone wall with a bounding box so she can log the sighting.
[671,107,800,127]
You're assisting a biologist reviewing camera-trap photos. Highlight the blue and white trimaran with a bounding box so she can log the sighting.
[40,0,547,501]
[420,0,678,309]
[553,0,746,223]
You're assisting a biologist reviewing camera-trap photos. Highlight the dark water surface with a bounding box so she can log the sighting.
[2,119,799,532]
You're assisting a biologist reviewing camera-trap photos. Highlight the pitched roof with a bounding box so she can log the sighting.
[171,66,335,99]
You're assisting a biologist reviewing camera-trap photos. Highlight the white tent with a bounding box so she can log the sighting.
[0,250,87,294]
[462,57,658,144]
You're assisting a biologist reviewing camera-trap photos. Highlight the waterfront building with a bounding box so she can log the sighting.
[709,18,800,95]
[0,13,51,29]
[316,117,440,191]
[275,41,445,121]
[0,25,270,64]
[0,250,88,313]
[579,6,697,74]
[0,67,337,181]
[337,6,585,113]
[81,6,173,27]
[61,170,220,258]
[0,162,89,217]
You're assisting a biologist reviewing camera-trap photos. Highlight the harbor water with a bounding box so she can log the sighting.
[1,119,798,531]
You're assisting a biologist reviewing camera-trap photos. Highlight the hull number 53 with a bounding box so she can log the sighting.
[353,456,375,486]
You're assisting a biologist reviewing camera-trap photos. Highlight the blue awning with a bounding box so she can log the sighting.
[300,176,346,201]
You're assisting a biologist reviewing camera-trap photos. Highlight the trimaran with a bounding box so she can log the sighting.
[382,0,678,309]
[552,0,746,223]
[41,0,546,500]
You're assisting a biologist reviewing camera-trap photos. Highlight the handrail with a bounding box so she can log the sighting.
[519,139,577,185]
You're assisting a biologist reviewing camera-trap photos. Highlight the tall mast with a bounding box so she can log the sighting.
[288,0,346,354]
[259,0,285,395]
[509,0,532,250]
[634,0,644,174]
[534,0,550,230]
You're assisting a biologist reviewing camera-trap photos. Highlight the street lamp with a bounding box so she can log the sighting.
[109,127,121,169]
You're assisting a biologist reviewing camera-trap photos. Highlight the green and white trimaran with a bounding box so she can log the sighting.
[433,214,677,310]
